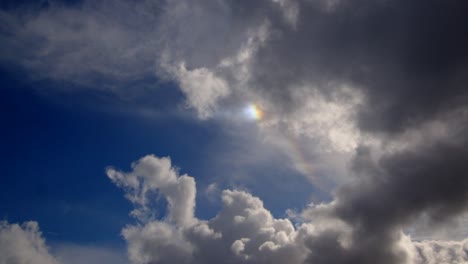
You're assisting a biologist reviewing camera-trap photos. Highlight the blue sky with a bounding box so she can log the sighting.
[0,64,314,248]
[1,1,468,264]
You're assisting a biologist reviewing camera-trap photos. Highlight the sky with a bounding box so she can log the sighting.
[1,0,468,263]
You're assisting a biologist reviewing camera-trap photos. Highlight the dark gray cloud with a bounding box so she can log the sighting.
[317,141,468,263]
[299,112,468,263]
[249,0,468,134]
[205,3,468,261]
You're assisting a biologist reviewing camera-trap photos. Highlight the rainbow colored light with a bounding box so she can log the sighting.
[245,104,263,121]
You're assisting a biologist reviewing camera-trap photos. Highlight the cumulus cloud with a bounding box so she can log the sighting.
[0,221,59,264]
[107,155,196,225]
[107,155,305,264]
[108,154,468,264]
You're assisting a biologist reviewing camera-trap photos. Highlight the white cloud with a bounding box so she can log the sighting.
[53,244,127,264]
[171,63,230,119]
[158,15,270,118]
[123,221,193,264]
[231,238,249,257]
[0,1,160,88]
[0,221,59,264]
[3,152,466,264]
[107,155,196,226]
[0,221,130,264]
[2,206,465,264]
[108,154,468,264]
[107,155,306,264]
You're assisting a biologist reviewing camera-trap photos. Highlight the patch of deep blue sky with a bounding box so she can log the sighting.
[0,0,317,248]
[0,0,81,10]
[0,67,315,246]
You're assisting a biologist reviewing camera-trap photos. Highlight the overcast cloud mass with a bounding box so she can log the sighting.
[1,0,468,263]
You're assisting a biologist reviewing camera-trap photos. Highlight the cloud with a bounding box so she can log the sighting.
[152,0,468,153]
[107,155,196,226]
[3,0,468,138]
[53,244,127,264]
[0,221,129,264]
[108,154,468,264]
[145,2,468,261]
[244,0,468,135]
[170,62,230,119]
[0,0,161,88]
[3,1,468,262]
[107,155,305,264]
[409,239,468,264]
[299,138,468,263]
[0,221,59,264]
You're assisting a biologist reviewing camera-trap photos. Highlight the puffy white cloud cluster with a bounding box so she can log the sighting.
[107,155,304,264]
[108,154,468,264]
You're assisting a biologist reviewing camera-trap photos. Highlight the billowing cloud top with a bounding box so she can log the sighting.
[103,154,468,264]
